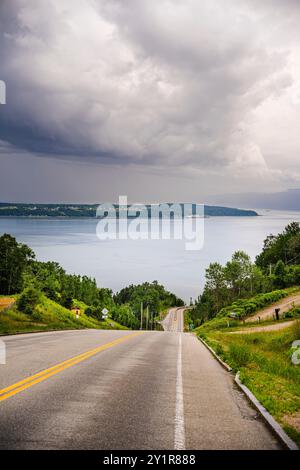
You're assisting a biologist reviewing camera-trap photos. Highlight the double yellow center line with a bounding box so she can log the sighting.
[0,332,141,403]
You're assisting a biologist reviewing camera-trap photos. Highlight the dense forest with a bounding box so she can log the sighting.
[190,222,300,326]
[0,233,183,329]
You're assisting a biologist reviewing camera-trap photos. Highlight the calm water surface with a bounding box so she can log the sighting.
[1,210,300,302]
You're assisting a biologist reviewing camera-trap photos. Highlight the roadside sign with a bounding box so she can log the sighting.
[102,308,109,319]
[229,312,238,319]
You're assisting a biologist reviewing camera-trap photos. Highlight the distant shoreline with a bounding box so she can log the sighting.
[0,203,258,218]
[0,214,258,220]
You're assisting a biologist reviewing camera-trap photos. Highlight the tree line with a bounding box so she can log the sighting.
[191,222,300,326]
[0,233,183,329]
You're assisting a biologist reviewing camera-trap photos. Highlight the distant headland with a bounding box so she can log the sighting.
[0,203,258,218]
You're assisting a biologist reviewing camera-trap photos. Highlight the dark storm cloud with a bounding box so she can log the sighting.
[0,0,299,188]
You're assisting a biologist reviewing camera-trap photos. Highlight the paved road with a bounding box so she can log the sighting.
[0,324,282,450]
[161,307,184,332]
[230,319,297,335]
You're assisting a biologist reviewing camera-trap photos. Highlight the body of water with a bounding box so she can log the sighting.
[1,210,300,302]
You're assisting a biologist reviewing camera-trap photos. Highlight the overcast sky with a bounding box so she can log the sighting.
[0,0,300,203]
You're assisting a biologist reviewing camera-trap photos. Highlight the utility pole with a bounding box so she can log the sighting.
[140,301,143,330]
[146,305,149,330]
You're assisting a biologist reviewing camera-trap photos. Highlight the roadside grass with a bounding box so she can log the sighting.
[197,321,300,446]
[72,298,127,330]
[0,295,127,335]
[195,306,300,335]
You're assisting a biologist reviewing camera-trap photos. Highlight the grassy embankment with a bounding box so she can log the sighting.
[0,295,127,335]
[195,289,300,446]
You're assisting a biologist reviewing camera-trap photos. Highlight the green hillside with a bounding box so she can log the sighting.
[0,294,127,335]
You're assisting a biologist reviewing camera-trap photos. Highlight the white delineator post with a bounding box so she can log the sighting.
[0,80,6,105]
[0,340,6,365]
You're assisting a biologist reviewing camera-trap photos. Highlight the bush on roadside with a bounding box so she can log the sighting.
[84,307,93,317]
[218,289,289,319]
[85,305,103,321]
[17,286,41,315]
[285,308,300,319]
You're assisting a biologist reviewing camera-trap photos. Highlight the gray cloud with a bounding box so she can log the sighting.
[0,0,299,197]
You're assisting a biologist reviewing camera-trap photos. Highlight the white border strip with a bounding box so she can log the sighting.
[174,333,186,450]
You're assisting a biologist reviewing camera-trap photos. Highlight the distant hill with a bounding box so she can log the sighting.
[206,189,300,212]
[0,202,258,217]
[204,205,257,217]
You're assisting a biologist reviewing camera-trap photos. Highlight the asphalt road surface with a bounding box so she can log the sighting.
[161,307,184,332]
[0,315,282,450]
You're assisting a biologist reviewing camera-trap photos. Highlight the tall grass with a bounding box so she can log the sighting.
[228,343,252,368]
[291,320,300,342]
[198,317,300,446]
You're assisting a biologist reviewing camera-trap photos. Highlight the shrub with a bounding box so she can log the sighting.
[17,287,41,315]
[218,289,289,319]
[85,307,93,317]
[84,305,103,321]
[285,308,300,319]
[60,292,73,310]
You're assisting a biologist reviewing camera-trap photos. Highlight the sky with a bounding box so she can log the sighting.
[0,0,300,203]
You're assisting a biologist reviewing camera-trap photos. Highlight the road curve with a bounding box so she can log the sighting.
[0,327,282,450]
[161,307,184,332]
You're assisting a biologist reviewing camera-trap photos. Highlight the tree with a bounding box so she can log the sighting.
[60,291,73,310]
[225,251,252,298]
[17,286,41,315]
[114,281,184,326]
[111,304,139,329]
[256,222,300,268]
[287,233,300,264]
[205,263,227,313]
[0,234,35,295]
[273,260,286,288]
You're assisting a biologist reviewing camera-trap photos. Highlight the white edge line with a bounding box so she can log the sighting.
[174,333,186,450]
